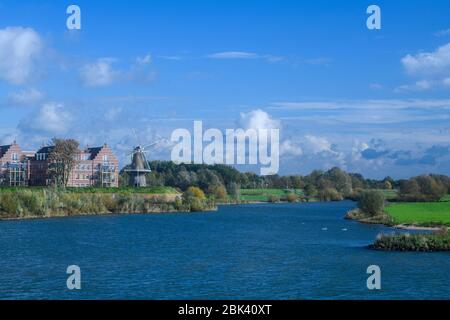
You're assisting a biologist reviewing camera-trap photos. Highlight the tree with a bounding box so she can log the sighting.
[182,186,208,212]
[415,175,446,201]
[208,185,227,200]
[48,138,80,187]
[304,184,318,198]
[358,190,385,216]
[318,188,343,201]
[184,186,206,200]
[227,182,241,201]
[325,167,353,196]
[384,180,392,190]
[400,175,446,201]
[400,179,420,197]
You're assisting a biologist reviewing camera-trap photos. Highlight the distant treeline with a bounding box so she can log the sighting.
[120,161,450,202]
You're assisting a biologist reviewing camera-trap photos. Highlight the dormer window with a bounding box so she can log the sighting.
[36,153,47,161]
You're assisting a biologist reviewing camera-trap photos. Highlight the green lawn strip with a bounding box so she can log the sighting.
[371,189,398,200]
[0,186,180,194]
[385,202,450,226]
[240,188,303,202]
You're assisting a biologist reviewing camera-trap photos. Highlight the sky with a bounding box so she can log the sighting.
[0,0,450,179]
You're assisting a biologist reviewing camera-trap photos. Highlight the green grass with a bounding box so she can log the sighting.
[0,186,180,194]
[240,188,303,202]
[371,189,398,200]
[385,201,450,226]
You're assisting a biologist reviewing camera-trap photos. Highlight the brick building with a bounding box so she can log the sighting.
[29,143,119,187]
[0,141,32,186]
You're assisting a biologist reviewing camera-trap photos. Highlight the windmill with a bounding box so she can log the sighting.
[125,143,155,187]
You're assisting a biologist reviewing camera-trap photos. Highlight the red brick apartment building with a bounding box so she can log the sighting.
[0,142,119,188]
[0,141,33,186]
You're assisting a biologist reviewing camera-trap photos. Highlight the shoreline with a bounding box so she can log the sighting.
[0,208,215,222]
[392,224,443,231]
[345,208,448,231]
[0,199,327,222]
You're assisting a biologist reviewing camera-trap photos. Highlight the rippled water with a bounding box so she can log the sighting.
[0,201,448,300]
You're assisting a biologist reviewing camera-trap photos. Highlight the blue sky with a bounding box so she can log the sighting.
[1,0,450,178]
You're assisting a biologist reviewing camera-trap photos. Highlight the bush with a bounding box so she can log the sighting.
[358,190,385,216]
[0,188,196,219]
[371,230,450,251]
[268,195,280,203]
[318,188,343,201]
[208,185,227,201]
[400,175,447,202]
[185,186,206,200]
[286,193,298,203]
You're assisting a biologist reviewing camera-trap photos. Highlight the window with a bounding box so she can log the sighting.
[11,153,18,161]
[103,155,109,162]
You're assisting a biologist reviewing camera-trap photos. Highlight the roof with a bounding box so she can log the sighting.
[87,147,103,159]
[33,145,110,160]
[36,146,55,154]
[0,145,11,158]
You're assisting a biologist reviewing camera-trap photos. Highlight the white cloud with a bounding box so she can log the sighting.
[207,51,286,64]
[304,135,333,154]
[157,55,182,61]
[79,58,118,87]
[240,109,280,130]
[207,51,258,59]
[271,99,450,111]
[80,55,156,87]
[0,27,43,85]
[19,102,72,135]
[280,140,303,156]
[401,43,450,75]
[136,54,152,66]
[396,80,433,92]
[301,135,346,168]
[129,54,156,84]
[8,88,44,106]
[435,29,450,37]
[351,140,370,162]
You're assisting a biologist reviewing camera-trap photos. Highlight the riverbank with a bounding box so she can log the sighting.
[346,203,450,251]
[0,188,216,220]
[370,230,450,252]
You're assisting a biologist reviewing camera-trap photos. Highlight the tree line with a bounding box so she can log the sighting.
[120,161,450,202]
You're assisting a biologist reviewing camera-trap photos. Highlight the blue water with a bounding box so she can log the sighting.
[0,202,448,300]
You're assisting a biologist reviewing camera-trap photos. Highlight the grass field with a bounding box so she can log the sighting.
[0,186,180,194]
[376,189,398,200]
[385,200,450,226]
[240,189,303,202]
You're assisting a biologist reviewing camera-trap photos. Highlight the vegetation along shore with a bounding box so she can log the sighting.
[0,186,216,220]
[1,158,449,252]
[345,174,450,251]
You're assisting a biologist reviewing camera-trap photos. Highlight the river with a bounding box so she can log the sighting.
[0,201,448,299]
